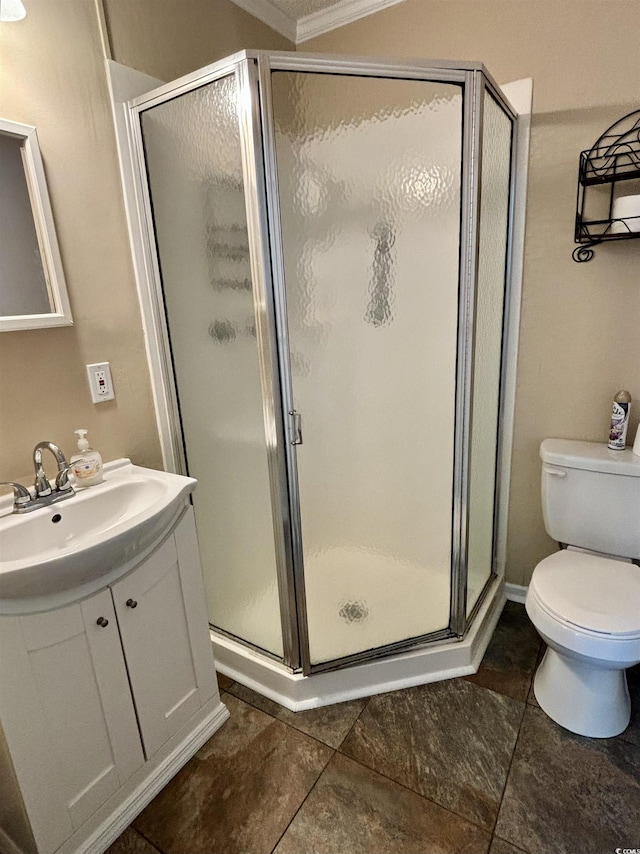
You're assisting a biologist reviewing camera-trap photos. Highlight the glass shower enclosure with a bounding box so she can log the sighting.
[130,51,515,675]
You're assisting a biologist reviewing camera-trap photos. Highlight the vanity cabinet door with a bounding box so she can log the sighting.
[0,589,144,854]
[111,507,218,758]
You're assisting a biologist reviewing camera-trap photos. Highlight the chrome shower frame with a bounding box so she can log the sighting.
[127,50,517,677]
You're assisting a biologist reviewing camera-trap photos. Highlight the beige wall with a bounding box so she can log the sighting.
[103,0,292,80]
[1,0,638,589]
[305,0,640,585]
[0,0,163,484]
[0,0,292,488]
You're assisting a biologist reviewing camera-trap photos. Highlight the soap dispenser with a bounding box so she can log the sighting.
[70,429,104,486]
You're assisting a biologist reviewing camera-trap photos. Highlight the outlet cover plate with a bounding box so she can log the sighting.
[86,362,114,403]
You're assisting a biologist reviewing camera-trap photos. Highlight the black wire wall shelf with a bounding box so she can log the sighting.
[573,108,640,262]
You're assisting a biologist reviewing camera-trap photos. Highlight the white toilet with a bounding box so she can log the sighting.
[525,438,640,738]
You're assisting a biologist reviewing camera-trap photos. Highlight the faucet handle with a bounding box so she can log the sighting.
[55,462,75,493]
[0,481,33,510]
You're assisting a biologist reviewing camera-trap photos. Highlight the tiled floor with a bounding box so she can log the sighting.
[107,603,640,854]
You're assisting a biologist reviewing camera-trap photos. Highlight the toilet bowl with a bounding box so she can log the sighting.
[525,550,640,737]
[526,439,640,738]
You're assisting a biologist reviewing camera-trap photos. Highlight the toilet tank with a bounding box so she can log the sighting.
[540,439,640,559]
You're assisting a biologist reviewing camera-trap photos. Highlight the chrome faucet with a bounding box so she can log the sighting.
[0,442,75,514]
[33,441,73,497]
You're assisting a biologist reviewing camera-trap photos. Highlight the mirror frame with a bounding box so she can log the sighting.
[0,117,73,331]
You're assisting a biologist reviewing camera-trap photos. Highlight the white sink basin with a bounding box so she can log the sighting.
[0,459,196,606]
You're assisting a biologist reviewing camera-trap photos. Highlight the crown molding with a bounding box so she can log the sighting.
[230,0,407,44]
[231,0,297,43]
[296,0,407,43]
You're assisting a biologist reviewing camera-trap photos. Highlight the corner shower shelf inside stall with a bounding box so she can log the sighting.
[207,242,250,259]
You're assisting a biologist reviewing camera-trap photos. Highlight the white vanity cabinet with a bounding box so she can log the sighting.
[0,588,145,853]
[109,515,218,757]
[0,505,228,854]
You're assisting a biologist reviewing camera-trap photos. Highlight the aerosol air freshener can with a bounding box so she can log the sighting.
[608,390,632,450]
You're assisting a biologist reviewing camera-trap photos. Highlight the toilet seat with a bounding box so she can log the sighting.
[526,586,640,666]
[529,550,640,638]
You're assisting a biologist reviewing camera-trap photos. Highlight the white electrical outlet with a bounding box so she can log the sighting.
[86,362,115,403]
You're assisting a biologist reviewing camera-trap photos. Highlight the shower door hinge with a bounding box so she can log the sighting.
[289,410,303,445]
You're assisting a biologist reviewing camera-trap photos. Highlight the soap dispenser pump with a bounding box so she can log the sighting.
[70,429,104,486]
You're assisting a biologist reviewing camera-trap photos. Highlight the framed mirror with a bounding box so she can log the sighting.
[0,117,72,331]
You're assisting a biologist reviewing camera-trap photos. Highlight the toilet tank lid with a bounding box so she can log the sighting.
[540,439,640,477]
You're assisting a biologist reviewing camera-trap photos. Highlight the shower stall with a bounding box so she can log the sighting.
[127,51,516,706]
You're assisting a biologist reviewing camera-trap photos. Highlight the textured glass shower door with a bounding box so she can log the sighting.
[131,53,516,676]
[466,91,514,616]
[270,72,464,666]
[138,69,288,659]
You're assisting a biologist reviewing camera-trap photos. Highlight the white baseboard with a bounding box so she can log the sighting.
[505,582,528,604]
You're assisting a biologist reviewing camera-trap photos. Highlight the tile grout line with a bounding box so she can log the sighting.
[223,610,545,846]
[205,689,337,854]
[337,747,501,837]
[262,693,391,852]
[493,838,530,854]
[335,727,499,838]
[231,679,517,838]
[128,609,552,853]
[132,826,169,854]
[334,692,373,750]
[267,747,337,854]
[267,680,476,854]
[488,680,531,849]
[227,682,374,752]
[335,677,546,840]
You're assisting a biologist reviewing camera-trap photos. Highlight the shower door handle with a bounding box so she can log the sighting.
[289,410,303,445]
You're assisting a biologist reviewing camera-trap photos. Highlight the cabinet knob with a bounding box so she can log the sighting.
[126,598,138,609]
[96,616,109,628]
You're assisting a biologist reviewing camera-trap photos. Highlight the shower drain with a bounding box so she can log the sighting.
[339,600,369,624]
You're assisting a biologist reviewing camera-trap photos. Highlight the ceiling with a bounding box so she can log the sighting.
[231,0,406,44]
